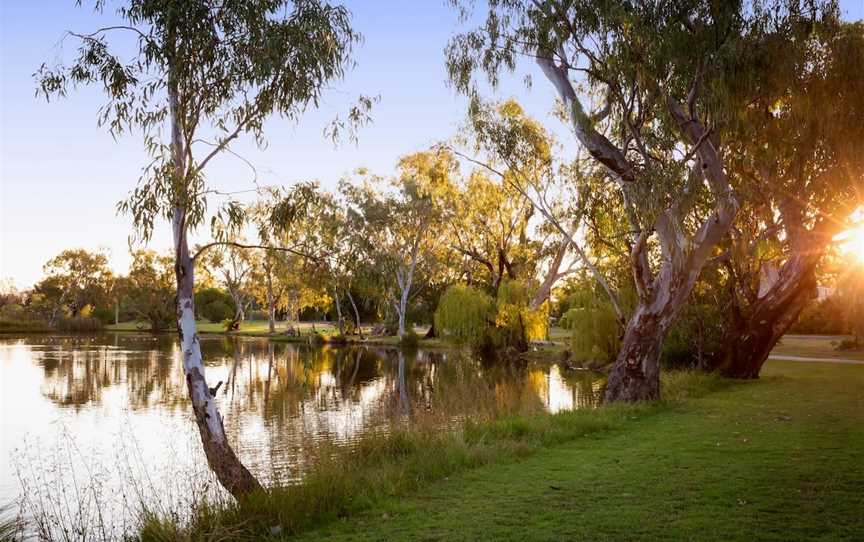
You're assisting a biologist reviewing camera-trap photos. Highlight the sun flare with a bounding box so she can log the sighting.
[835,208,864,263]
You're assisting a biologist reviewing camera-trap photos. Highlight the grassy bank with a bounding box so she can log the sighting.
[136,362,862,541]
[137,372,730,541]
[295,360,864,541]
[105,319,454,348]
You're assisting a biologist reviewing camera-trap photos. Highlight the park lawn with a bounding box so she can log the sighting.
[293,360,863,542]
[772,334,864,361]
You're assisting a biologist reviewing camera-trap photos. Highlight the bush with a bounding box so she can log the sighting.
[791,297,847,335]
[202,300,234,323]
[493,280,548,345]
[91,306,115,325]
[434,285,495,346]
[195,288,235,323]
[660,289,726,369]
[569,304,620,364]
[835,338,861,351]
[400,329,420,348]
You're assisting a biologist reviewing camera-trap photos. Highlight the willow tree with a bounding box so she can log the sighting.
[715,15,864,378]
[445,1,828,402]
[37,0,360,499]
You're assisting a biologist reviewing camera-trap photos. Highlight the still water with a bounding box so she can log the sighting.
[0,333,602,535]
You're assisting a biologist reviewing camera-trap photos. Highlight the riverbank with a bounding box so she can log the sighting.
[136,361,862,541]
[295,360,863,541]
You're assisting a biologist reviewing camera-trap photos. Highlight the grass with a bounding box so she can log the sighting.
[293,361,863,541]
[0,318,48,333]
[135,361,863,541]
[137,372,732,541]
[772,334,864,361]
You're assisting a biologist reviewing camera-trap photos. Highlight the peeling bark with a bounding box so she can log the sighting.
[168,80,260,500]
[536,53,738,403]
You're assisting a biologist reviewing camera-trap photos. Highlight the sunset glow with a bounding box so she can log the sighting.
[835,208,864,262]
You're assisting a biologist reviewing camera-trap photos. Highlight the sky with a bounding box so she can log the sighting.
[1,0,863,288]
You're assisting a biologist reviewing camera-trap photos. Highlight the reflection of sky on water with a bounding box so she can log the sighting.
[0,333,603,535]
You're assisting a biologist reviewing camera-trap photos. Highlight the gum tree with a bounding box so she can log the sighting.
[38,0,360,498]
[715,16,864,378]
[447,0,780,401]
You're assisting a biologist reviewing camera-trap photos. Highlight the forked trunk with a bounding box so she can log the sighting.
[717,254,819,379]
[173,209,261,500]
[347,289,363,337]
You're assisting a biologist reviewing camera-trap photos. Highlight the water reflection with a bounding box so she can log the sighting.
[1,333,603,509]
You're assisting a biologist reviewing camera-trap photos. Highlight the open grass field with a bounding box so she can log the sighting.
[286,361,864,542]
[771,334,864,361]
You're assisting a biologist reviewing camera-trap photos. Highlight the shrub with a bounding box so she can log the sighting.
[661,301,725,370]
[790,297,847,335]
[434,285,495,346]
[400,329,420,347]
[569,304,620,363]
[92,306,115,325]
[202,300,234,323]
[195,288,235,323]
[494,280,548,345]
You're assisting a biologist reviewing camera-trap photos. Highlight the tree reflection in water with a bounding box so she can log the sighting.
[2,333,604,495]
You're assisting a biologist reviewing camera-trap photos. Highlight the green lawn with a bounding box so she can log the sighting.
[771,334,864,361]
[293,360,863,541]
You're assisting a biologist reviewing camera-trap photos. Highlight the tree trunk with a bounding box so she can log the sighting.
[603,305,674,402]
[167,78,259,500]
[717,253,819,379]
[114,299,120,326]
[529,239,568,310]
[397,290,408,338]
[172,209,261,500]
[347,289,363,337]
[265,264,276,334]
[332,284,344,335]
[425,319,437,339]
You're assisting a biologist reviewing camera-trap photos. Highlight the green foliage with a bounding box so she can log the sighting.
[493,280,547,347]
[91,306,115,326]
[564,289,622,364]
[434,284,495,346]
[436,281,548,351]
[0,302,50,332]
[790,297,847,335]
[121,250,175,332]
[661,302,725,370]
[196,288,236,324]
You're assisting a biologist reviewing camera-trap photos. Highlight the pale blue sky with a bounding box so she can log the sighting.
[2,1,862,287]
